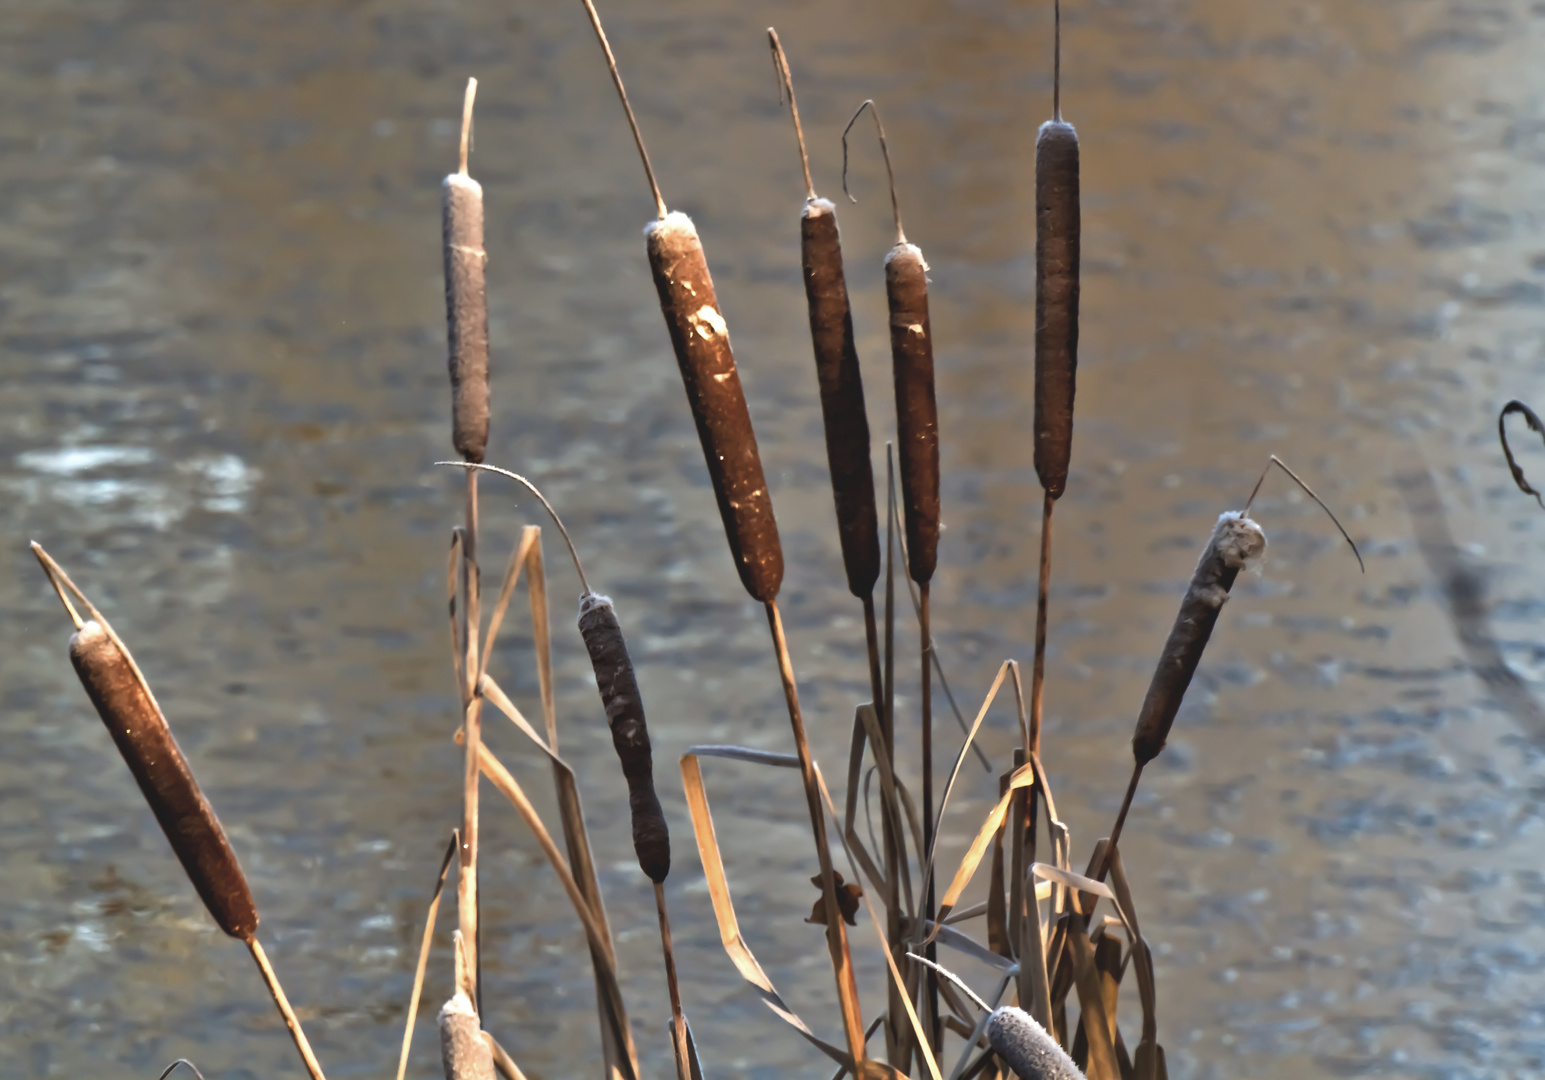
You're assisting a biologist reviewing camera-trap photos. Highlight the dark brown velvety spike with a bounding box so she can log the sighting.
[1034,120,1080,500]
[578,594,670,882]
[442,172,491,464]
[1132,514,1266,764]
[801,197,879,599]
[69,620,258,940]
[645,212,783,603]
[885,241,940,586]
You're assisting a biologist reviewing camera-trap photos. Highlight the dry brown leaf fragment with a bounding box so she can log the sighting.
[805,871,863,927]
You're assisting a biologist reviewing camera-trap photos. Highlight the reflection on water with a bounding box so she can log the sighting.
[6,1,1545,1077]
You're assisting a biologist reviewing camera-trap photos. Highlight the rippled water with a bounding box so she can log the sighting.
[6,1,1545,1077]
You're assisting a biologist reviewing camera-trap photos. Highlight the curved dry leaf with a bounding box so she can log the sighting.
[1500,399,1545,509]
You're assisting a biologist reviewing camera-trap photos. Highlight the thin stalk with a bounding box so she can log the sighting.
[460,468,483,1010]
[765,600,867,1069]
[247,937,327,1080]
[1030,493,1053,757]
[656,882,692,1080]
[920,581,939,1053]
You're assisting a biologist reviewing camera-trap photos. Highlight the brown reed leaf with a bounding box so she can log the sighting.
[1066,927,1119,1080]
[678,750,852,1069]
[483,1032,529,1080]
[931,761,1036,933]
[474,526,538,688]
[477,744,638,1080]
[396,832,459,1080]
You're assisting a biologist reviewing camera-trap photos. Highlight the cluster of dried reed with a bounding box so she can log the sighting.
[26,5,1367,1080]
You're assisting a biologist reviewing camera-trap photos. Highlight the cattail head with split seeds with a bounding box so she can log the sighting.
[68,620,258,940]
[442,79,490,464]
[1132,512,1265,764]
[645,212,783,604]
[578,592,670,882]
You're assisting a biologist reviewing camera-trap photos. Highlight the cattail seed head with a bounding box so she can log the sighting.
[68,620,257,940]
[1033,119,1080,500]
[886,241,940,586]
[1132,512,1266,764]
[645,211,783,603]
[443,171,491,464]
[801,197,879,599]
[578,593,669,882]
[986,1007,1085,1080]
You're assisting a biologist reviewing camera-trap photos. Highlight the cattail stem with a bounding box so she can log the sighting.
[1094,763,1144,885]
[861,596,885,733]
[247,936,327,1080]
[765,600,867,1068]
[577,0,666,219]
[920,581,940,1052]
[655,882,692,1080]
[459,468,483,1010]
[1029,494,1053,757]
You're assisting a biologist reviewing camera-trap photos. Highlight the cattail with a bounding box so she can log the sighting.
[771,30,879,601]
[68,619,258,941]
[578,592,669,882]
[438,992,495,1080]
[987,1007,1085,1080]
[1033,0,1080,500]
[887,239,940,586]
[645,213,783,603]
[443,79,490,464]
[1131,512,1265,763]
[843,99,939,587]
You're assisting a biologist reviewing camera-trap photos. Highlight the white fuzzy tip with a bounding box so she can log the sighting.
[644,209,697,240]
[1212,510,1267,570]
[578,591,614,618]
[885,241,928,272]
[443,172,483,196]
[802,196,836,219]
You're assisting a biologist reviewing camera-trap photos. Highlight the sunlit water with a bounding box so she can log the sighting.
[5,1,1545,1077]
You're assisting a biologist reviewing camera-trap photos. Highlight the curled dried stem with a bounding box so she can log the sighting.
[436,462,591,595]
[768,29,813,201]
[842,99,904,244]
[1499,399,1545,510]
[1243,454,1363,572]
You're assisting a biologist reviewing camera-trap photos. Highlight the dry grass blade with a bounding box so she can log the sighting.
[397,831,460,1080]
[480,674,557,759]
[812,764,944,1080]
[1030,864,1115,905]
[1066,929,1118,1080]
[687,744,799,767]
[484,1033,529,1080]
[475,526,539,688]
[931,762,1036,933]
[514,532,629,1080]
[678,751,853,1068]
[921,661,1014,907]
[477,744,639,1080]
[1106,851,1158,1056]
[1499,400,1545,508]
[1242,455,1362,572]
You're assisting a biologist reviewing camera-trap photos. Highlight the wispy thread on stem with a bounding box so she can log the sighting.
[577,0,667,219]
[1242,454,1363,572]
[842,100,905,244]
[437,462,592,595]
[768,29,814,201]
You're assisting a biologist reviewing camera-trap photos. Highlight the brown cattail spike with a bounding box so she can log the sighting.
[1033,117,1079,500]
[803,199,880,599]
[578,593,669,882]
[844,100,938,585]
[1132,512,1265,763]
[886,241,940,586]
[443,78,490,464]
[68,620,258,940]
[645,212,783,603]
